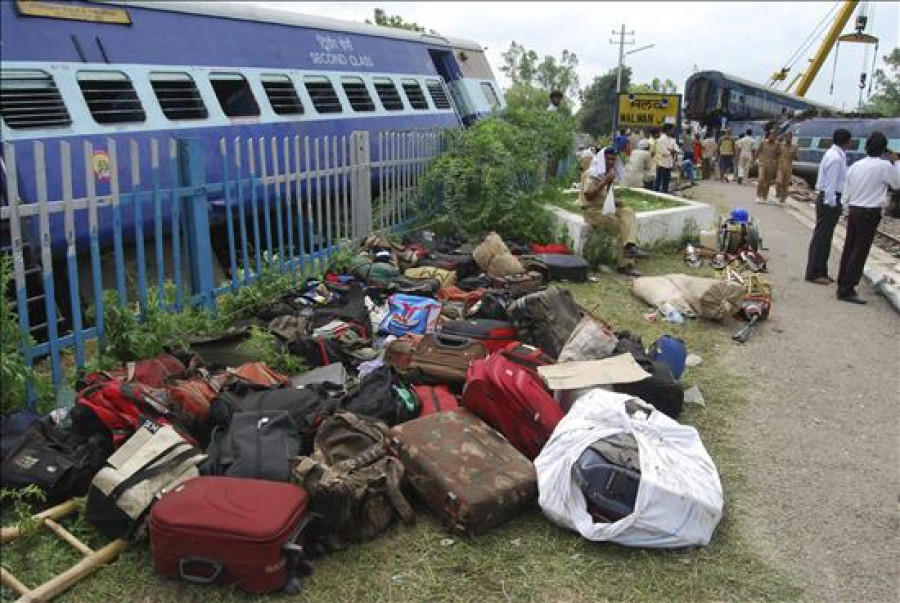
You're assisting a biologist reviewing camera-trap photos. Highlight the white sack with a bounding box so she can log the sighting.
[535,389,723,548]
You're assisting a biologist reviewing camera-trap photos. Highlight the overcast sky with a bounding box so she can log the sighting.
[258,1,898,111]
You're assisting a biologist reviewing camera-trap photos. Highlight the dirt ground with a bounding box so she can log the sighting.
[691,181,900,602]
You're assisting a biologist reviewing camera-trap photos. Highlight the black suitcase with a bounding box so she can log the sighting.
[613,359,684,419]
[534,254,590,282]
[572,433,641,523]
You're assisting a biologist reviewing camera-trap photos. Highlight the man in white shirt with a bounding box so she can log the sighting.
[653,124,676,193]
[835,131,900,304]
[734,129,755,184]
[547,90,563,112]
[805,128,851,284]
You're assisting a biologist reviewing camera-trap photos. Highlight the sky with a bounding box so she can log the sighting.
[257,1,899,111]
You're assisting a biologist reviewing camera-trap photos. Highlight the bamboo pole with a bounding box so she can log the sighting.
[1,567,30,597]
[1,500,80,544]
[16,539,128,603]
[41,519,93,557]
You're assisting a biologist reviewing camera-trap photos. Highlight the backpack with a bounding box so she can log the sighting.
[612,335,684,419]
[203,410,301,482]
[86,422,205,538]
[338,365,419,426]
[311,283,372,337]
[462,352,563,460]
[507,287,582,359]
[76,353,187,390]
[293,412,415,552]
[1,420,111,504]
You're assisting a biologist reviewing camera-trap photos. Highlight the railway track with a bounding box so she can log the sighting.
[874,227,900,258]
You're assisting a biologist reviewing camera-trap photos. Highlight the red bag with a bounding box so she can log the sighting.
[227,362,292,388]
[462,354,564,460]
[75,381,184,449]
[440,319,518,354]
[165,377,220,435]
[413,385,460,416]
[499,342,556,371]
[77,353,187,389]
[150,476,312,594]
[530,243,572,255]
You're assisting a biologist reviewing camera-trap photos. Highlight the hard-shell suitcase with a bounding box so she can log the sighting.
[149,476,312,594]
[534,253,590,282]
[410,333,488,386]
[440,319,518,353]
[462,353,564,460]
[390,408,537,536]
[413,384,460,416]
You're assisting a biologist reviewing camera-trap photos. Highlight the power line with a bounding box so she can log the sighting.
[782,0,842,72]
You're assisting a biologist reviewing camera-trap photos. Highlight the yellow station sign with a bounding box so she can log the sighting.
[616,93,681,130]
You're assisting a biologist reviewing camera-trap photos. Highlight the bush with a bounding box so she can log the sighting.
[420,108,575,244]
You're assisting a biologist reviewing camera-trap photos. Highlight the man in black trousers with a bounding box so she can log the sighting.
[836,132,900,304]
[805,128,851,284]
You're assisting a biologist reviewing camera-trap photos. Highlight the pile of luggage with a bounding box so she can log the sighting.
[0,230,723,596]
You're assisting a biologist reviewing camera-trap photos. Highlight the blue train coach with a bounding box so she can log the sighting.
[0,0,506,251]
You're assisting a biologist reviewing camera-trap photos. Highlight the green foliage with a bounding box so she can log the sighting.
[503,83,555,112]
[582,228,619,269]
[97,285,221,364]
[631,78,678,93]
[865,47,900,117]
[238,326,305,376]
[579,67,631,138]
[421,109,578,243]
[216,264,296,322]
[501,42,579,103]
[0,255,52,415]
[366,8,435,33]
[0,485,46,537]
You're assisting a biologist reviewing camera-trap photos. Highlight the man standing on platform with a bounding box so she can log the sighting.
[776,131,799,204]
[701,132,718,180]
[805,128,851,285]
[735,129,755,184]
[718,129,735,182]
[754,130,780,203]
[835,132,900,304]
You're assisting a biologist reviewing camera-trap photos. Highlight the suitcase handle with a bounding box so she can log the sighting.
[432,333,471,349]
[178,557,224,584]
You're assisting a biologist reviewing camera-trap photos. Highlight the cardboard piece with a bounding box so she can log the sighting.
[537,354,650,391]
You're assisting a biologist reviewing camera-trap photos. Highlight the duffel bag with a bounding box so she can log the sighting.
[203,410,300,482]
[532,254,590,282]
[338,365,419,427]
[440,319,518,354]
[507,286,582,359]
[612,359,684,419]
[86,422,205,538]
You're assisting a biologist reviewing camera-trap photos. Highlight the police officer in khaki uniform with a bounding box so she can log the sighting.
[754,130,780,203]
[775,131,798,204]
[579,148,648,276]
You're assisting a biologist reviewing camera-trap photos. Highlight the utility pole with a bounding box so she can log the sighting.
[610,24,635,136]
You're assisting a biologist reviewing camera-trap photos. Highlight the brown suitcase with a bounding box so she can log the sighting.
[390,408,537,536]
[490,270,545,295]
[409,333,487,385]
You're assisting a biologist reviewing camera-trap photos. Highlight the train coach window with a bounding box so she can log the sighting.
[210,73,259,117]
[426,79,452,110]
[480,82,500,109]
[849,138,861,151]
[373,78,404,111]
[797,137,813,149]
[150,72,207,121]
[0,69,71,129]
[341,77,375,112]
[816,138,833,150]
[304,76,343,114]
[401,79,429,110]
[77,71,145,124]
[261,75,303,116]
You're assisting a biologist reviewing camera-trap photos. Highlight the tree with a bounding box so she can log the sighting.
[579,67,631,138]
[503,83,553,112]
[365,8,435,34]
[630,78,678,94]
[501,42,580,100]
[865,47,900,117]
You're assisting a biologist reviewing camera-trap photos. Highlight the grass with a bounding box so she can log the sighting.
[0,246,803,603]
[548,188,685,215]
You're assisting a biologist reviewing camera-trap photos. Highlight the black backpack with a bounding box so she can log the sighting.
[338,366,419,427]
[203,410,301,482]
[209,383,337,454]
[311,283,372,337]
[1,420,112,504]
[612,334,684,419]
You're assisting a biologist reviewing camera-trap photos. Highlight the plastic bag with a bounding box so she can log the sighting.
[535,389,723,548]
[602,187,616,216]
[557,314,618,362]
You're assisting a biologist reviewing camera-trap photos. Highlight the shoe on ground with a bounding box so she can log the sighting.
[825,276,836,284]
[807,276,831,285]
[616,265,642,277]
[837,291,867,305]
[624,244,650,259]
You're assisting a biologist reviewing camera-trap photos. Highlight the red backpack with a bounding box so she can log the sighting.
[413,384,460,416]
[77,353,187,389]
[461,349,563,460]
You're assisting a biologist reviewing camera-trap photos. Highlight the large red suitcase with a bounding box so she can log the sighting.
[462,353,564,460]
[149,476,311,594]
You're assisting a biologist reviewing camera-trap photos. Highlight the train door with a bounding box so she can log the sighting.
[428,49,474,121]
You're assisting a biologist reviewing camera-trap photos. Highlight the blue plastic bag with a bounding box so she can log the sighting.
[378,294,442,337]
[649,335,687,381]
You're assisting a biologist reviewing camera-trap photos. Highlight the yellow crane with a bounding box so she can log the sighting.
[768,0,879,98]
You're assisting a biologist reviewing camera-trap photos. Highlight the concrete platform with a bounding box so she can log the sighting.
[550,187,717,254]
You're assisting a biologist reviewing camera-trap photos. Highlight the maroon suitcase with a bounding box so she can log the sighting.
[150,476,311,594]
[440,319,518,353]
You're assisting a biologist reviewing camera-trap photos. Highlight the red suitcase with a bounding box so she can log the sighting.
[413,384,460,416]
[440,319,518,353]
[150,476,312,594]
[462,353,564,460]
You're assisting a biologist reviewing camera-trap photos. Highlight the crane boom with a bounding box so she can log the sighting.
[792,0,859,96]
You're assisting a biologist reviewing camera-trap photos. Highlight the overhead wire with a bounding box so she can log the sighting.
[780,0,842,73]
